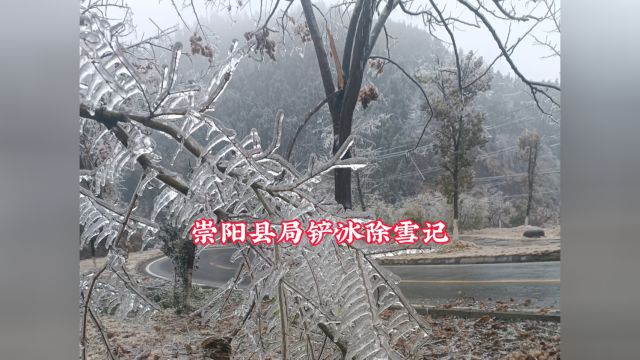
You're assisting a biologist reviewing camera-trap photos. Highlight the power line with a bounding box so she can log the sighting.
[369,144,432,161]
[363,167,560,188]
[502,190,558,199]
[484,116,532,130]
[473,169,560,183]
[367,145,521,180]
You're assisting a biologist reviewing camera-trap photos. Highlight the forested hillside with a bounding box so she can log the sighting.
[106,13,559,250]
[177,15,560,228]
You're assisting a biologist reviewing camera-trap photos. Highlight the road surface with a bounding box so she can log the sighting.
[146,247,560,307]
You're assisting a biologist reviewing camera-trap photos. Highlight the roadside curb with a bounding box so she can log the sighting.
[377,249,560,265]
[136,252,166,279]
[404,305,560,322]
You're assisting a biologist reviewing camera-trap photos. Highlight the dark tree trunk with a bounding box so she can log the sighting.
[181,241,195,312]
[333,147,353,209]
[452,122,461,242]
[301,0,378,210]
[353,149,367,211]
[452,182,460,244]
[172,240,196,314]
[453,188,459,220]
[525,142,538,226]
[525,185,533,222]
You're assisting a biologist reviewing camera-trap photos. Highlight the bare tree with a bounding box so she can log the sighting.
[518,128,541,226]
[262,0,561,209]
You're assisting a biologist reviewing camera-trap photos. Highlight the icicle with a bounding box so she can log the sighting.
[200,51,243,108]
[140,226,157,251]
[128,128,158,159]
[86,74,102,102]
[111,40,148,99]
[125,228,136,246]
[106,92,125,110]
[94,225,115,248]
[79,59,94,83]
[181,109,204,140]
[169,140,183,167]
[228,39,239,55]
[204,117,220,141]
[81,216,109,248]
[167,93,186,109]
[89,129,110,153]
[306,153,317,176]
[90,82,112,108]
[212,143,238,165]
[151,188,178,221]
[79,206,98,226]
[80,31,101,46]
[225,155,248,173]
[79,118,87,136]
[94,44,112,59]
[203,133,228,155]
[137,168,158,195]
[106,147,131,182]
[153,42,182,109]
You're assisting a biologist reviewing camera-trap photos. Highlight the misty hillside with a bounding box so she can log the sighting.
[120,14,559,229]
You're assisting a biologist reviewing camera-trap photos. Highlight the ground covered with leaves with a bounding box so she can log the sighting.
[433,297,560,316]
[422,315,560,359]
[85,305,560,359]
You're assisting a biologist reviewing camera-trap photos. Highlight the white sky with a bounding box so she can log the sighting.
[125,0,560,82]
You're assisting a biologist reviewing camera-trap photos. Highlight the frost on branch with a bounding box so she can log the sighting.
[78,3,431,358]
[80,249,158,321]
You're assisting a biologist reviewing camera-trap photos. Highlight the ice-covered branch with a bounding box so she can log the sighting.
[257,136,367,192]
[79,186,157,228]
[457,0,560,116]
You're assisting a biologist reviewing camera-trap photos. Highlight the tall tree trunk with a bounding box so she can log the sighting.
[452,187,460,244]
[524,142,538,226]
[525,190,532,227]
[174,240,196,314]
[525,148,532,226]
[352,148,367,211]
[181,241,195,313]
[301,0,375,210]
[452,162,460,244]
[333,0,372,209]
[333,144,353,209]
[452,128,461,243]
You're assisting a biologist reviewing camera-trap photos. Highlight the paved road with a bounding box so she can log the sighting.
[470,237,561,248]
[146,247,560,307]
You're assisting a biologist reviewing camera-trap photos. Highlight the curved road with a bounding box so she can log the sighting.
[146,247,560,307]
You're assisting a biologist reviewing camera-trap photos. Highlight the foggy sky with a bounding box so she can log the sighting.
[126,0,560,82]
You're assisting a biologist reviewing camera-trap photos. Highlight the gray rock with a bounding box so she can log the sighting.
[523,229,545,238]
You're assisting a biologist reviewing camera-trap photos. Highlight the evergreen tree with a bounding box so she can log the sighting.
[422,52,490,241]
